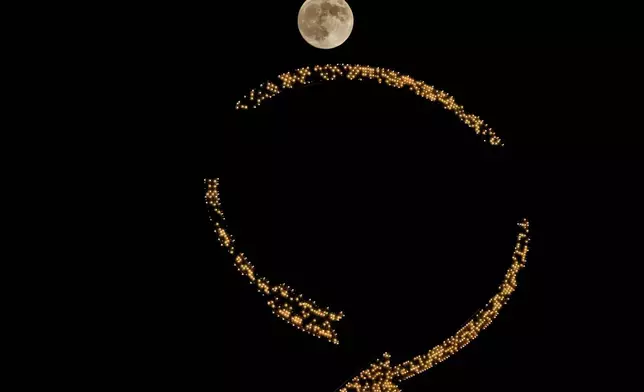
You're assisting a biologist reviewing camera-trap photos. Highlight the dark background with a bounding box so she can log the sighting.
[172,1,640,391]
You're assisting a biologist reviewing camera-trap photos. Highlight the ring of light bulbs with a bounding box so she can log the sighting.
[205,64,530,392]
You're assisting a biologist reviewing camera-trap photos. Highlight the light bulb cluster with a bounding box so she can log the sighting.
[341,353,400,392]
[207,174,531,386]
[208,68,530,389]
[205,178,224,218]
[339,219,531,391]
[204,178,344,344]
[267,283,344,344]
[234,63,503,146]
[395,219,530,380]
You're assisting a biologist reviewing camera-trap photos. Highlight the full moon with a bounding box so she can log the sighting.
[298,0,354,49]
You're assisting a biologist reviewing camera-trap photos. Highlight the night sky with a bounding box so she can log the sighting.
[176,1,640,391]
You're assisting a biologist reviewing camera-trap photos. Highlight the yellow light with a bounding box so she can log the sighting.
[209,65,529,388]
[233,64,503,146]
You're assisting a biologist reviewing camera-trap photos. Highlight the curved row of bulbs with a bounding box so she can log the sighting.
[205,178,344,344]
[234,63,503,146]
[339,219,530,391]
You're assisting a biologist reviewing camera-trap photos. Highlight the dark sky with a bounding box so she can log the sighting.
[178,2,640,391]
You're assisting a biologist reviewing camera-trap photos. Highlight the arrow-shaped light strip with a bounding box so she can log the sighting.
[205,178,344,344]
